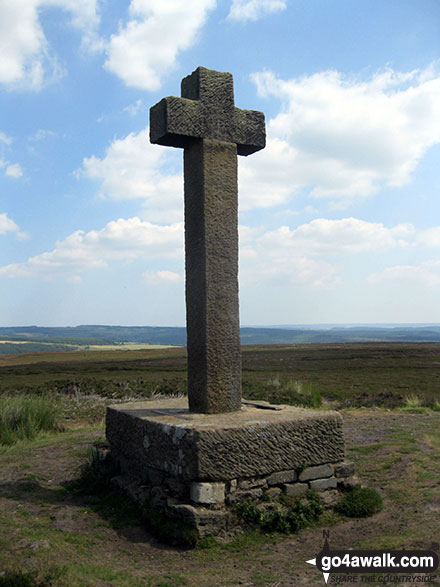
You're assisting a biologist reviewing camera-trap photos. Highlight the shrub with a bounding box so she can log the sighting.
[234,490,323,534]
[0,565,67,586]
[335,487,383,518]
[0,393,60,445]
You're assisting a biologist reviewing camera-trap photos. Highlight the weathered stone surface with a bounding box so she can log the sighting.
[145,467,164,487]
[106,397,345,482]
[228,479,237,493]
[238,477,268,490]
[150,67,265,155]
[265,487,282,499]
[283,483,308,498]
[267,469,297,486]
[190,482,225,504]
[149,67,265,414]
[309,476,338,490]
[149,486,168,509]
[227,487,263,503]
[167,501,228,537]
[184,138,241,413]
[334,460,355,478]
[299,464,334,482]
[110,475,150,505]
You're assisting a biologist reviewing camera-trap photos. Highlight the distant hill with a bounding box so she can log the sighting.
[1,324,440,350]
[0,325,187,346]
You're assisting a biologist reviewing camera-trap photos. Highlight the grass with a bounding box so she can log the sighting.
[0,564,68,587]
[1,342,440,409]
[0,344,439,584]
[400,393,435,413]
[264,377,322,407]
[348,443,385,455]
[404,393,423,408]
[0,393,61,445]
[0,411,438,585]
[146,573,189,587]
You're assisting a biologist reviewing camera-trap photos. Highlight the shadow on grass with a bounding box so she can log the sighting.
[0,476,188,551]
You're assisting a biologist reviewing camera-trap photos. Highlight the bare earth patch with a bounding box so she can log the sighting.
[0,410,439,586]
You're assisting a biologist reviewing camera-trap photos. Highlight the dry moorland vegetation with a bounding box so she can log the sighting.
[0,343,439,585]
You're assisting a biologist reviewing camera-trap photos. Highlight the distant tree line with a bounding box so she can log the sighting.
[1,324,440,349]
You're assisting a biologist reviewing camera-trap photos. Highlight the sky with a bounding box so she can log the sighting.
[1,0,440,327]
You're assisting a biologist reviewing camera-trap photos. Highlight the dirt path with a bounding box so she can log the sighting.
[0,410,439,586]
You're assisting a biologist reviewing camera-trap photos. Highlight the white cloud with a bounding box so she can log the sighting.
[123,99,143,116]
[239,137,298,209]
[5,163,23,178]
[51,0,102,48]
[417,227,440,248]
[239,222,338,288]
[0,217,184,280]
[241,251,338,288]
[0,213,20,236]
[259,218,414,255]
[0,131,12,145]
[104,0,216,90]
[239,217,415,288]
[143,270,183,285]
[228,0,286,22]
[369,260,440,288]
[0,130,23,179]
[0,0,101,90]
[29,129,56,141]
[2,209,438,292]
[80,128,183,223]
[241,66,440,208]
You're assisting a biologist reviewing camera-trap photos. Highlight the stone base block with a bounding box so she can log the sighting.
[283,482,308,498]
[106,397,344,481]
[309,476,338,490]
[190,482,225,504]
[105,397,352,538]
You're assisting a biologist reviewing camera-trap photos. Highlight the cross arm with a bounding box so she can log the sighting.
[150,97,265,155]
[233,108,265,156]
[149,96,202,149]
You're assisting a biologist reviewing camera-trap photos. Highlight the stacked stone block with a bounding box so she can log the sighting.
[106,398,355,537]
[111,459,356,538]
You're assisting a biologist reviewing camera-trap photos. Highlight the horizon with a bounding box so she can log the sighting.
[1,1,439,326]
[2,322,440,329]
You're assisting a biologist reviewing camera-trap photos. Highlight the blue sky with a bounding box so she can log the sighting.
[1,0,439,327]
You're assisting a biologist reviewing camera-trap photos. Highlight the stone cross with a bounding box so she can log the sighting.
[150,66,265,414]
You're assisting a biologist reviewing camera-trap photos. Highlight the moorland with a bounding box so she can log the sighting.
[0,343,439,585]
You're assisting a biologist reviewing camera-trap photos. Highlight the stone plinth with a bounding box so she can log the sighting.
[106,397,344,482]
[106,398,352,537]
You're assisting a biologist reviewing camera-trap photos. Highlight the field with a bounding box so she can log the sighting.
[0,342,177,355]
[0,343,439,585]
[1,342,440,408]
